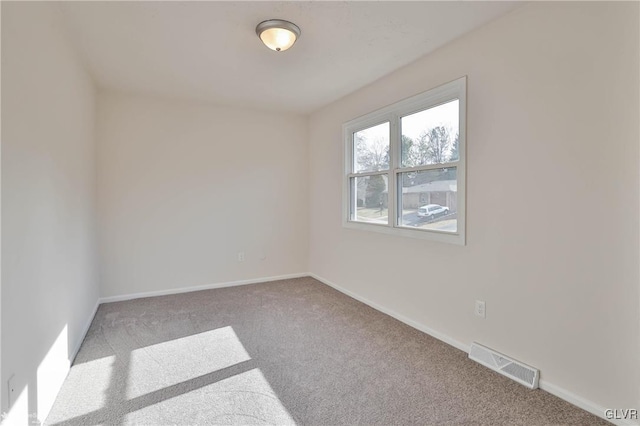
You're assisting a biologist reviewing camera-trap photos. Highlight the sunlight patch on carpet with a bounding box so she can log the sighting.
[128,368,296,425]
[127,326,251,399]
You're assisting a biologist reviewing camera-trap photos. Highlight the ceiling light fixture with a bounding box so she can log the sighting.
[256,19,300,52]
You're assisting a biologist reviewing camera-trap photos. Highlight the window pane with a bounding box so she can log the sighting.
[401,100,459,167]
[350,175,388,225]
[353,122,390,173]
[398,168,457,233]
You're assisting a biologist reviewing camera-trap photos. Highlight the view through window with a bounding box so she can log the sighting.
[344,77,466,244]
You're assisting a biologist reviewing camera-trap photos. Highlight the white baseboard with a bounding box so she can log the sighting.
[538,380,635,426]
[70,299,100,363]
[40,298,101,424]
[309,273,628,426]
[66,272,631,426]
[99,272,309,304]
[309,273,470,353]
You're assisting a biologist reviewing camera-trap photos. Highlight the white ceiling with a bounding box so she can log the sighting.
[57,1,521,114]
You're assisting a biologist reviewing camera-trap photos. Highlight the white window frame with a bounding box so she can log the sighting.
[342,77,466,245]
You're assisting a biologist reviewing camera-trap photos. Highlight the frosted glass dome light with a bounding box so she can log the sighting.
[256,19,301,52]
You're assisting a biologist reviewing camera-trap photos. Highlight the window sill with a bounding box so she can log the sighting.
[343,220,465,245]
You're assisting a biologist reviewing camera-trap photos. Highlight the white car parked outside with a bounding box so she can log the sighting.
[417,204,449,220]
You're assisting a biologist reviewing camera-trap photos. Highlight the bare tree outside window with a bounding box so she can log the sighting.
[344,77,466,244]
[354,123,390,173]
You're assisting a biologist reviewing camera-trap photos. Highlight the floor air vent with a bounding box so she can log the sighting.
[469,342,539,389]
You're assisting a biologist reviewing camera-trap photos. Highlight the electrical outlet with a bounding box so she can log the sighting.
[475,300,486,319]
[237,252,245,262]
[8,374,15,408]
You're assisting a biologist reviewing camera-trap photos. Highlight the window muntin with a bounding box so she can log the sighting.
[343,77,466,244]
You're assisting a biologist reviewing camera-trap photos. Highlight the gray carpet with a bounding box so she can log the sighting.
[45,277,608,425]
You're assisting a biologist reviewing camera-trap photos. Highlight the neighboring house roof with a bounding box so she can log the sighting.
[403,180,457,193]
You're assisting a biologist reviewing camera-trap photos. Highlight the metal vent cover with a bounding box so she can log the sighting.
[469,342,539,389]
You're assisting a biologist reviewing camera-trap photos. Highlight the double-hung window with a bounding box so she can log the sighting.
[343,77,466,245]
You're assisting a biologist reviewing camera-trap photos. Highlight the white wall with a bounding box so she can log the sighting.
[2,1,637,423]
[1,2,99,423]
[97,92,309,298]
[308,1,639,415]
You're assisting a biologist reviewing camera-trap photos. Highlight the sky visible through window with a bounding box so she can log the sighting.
[352,99,460,233]
[346,77,466,243]
[355,100,459,149]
